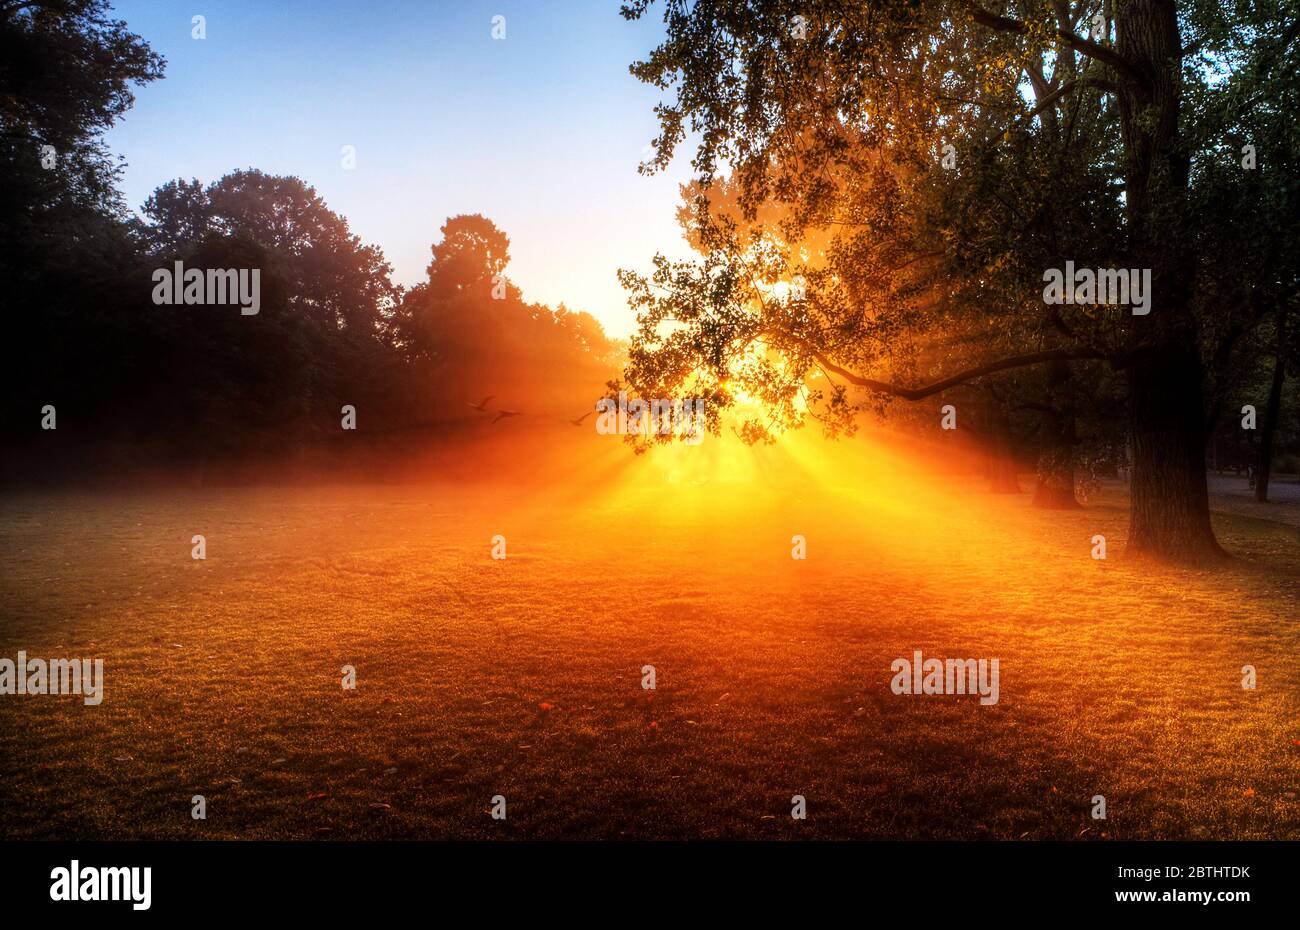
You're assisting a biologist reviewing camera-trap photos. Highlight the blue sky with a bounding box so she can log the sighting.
[105,0,696,336]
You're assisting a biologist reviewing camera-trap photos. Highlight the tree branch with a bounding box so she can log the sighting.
[790,342,1110,402]
[1,0,73,16]
[1026,76,1119,120]
[965,3,1141,83]
[1015,401,1061,415]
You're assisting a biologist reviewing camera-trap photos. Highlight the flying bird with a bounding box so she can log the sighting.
[491,409,520,424]
[570,411,594,427]
[466,395,495,411]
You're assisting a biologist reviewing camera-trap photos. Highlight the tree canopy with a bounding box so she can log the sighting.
[619,0,1300,561]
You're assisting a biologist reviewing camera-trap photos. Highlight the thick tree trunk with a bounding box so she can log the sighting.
[1115,1,1222,562]
[1254,310,1288,502]
[1126,348,1223,561]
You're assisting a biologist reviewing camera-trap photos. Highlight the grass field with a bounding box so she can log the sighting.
[1,432,1298,840]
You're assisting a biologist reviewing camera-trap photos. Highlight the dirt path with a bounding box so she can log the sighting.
[1207,474,1300,528]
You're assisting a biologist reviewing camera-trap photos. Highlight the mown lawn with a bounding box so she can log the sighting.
[1,438,1297,840]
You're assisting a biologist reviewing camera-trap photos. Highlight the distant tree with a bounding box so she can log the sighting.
[139,178,209,252]
[427,213,511,291]
[146,171,400,335]
[1182,4,1300,502]
[139,171,402,446]
[396,215,616,416]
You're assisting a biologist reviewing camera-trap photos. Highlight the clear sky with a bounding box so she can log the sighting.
[104,0,695,337]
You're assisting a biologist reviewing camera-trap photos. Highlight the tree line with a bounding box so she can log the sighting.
[0,1,617,483]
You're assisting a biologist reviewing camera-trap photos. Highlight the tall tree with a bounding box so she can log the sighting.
[0,0,163,446]
[139,171,403,446]
[395,215,617,418]
[621,0,1300,562]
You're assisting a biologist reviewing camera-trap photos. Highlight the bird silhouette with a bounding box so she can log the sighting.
[491,409,520,424]
[466,395,495,411]
[569,411,594,427]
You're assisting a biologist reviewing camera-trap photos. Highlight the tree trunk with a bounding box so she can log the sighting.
[1033,443,1079,508]
[988,460,1021,493]
[1032,359,1080,508]
[986,406,1020,493]
[1115,1,1222,562]
[1255,309,1288,502]
[1126,347,1223,561]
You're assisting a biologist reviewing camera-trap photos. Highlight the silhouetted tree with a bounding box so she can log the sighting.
[621,0,1300,562]
[395,215,617,420]
[1,0,163,462]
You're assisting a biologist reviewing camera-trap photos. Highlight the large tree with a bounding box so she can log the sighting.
[138,171,403,448]
[393,214,618,421]
[620,0,1300,563]
[0,0,163,224]
[1,0,163,448]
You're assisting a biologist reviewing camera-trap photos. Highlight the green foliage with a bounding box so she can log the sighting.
[618,0,1299,466]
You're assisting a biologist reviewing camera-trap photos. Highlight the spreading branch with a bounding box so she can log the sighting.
[965,3,1141,84]
[790,342,1110,402]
